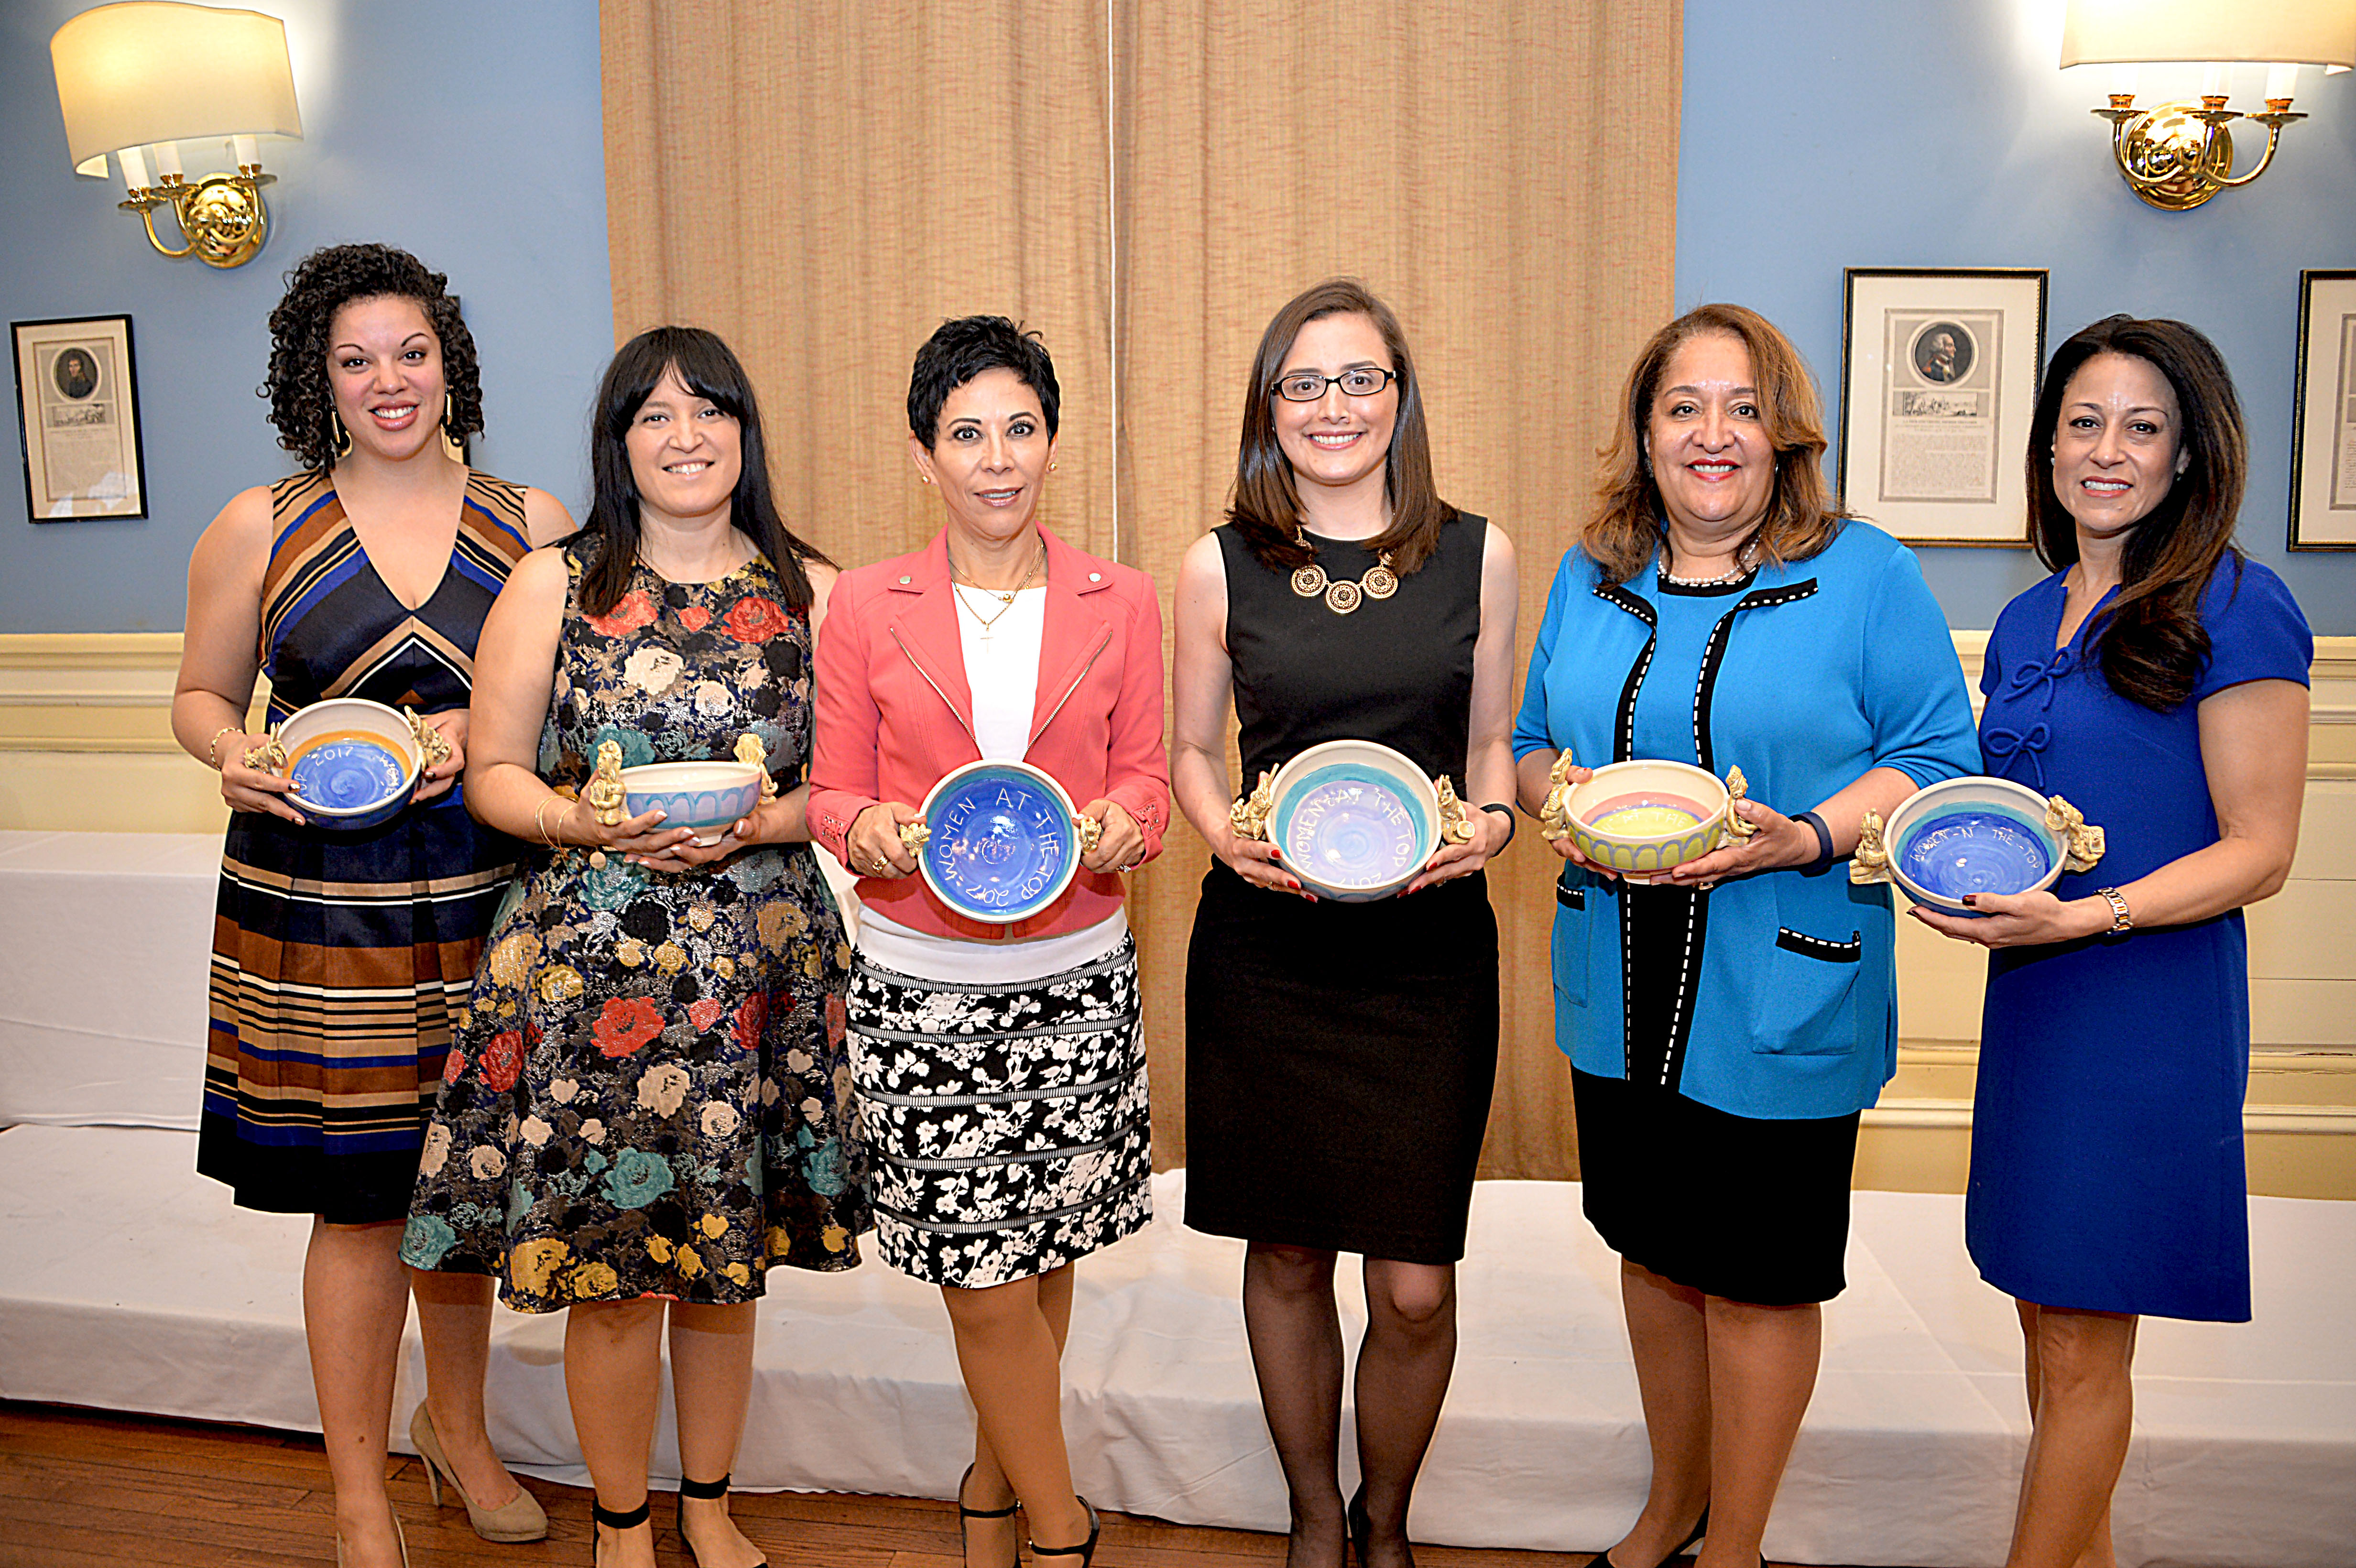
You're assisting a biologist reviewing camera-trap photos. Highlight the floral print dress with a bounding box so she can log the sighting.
[402,546,865,1311]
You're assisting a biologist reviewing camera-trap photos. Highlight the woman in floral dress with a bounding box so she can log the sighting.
[404,327,864,1568]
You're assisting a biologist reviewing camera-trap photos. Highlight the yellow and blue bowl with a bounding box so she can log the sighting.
[276,697,425,831]
[1561,760,1731,877]
[618,760,767,846]
[1882,775,2065,916]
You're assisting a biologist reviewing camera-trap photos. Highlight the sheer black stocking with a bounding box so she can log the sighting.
[1242,1243,1347,1568]
[1242,1246,1461,1568]
[1352,1258,1457,1568]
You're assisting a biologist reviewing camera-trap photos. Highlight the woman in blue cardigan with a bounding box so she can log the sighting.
[1512,305,1976,1568]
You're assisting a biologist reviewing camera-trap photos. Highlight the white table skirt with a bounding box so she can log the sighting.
[0,830,220,1130]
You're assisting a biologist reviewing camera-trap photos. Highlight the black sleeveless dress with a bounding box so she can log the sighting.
[1183,513,1500,1264]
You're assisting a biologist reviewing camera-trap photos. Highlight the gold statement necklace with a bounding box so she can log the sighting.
[949,540,1045,642]
[1288,525,1397,615]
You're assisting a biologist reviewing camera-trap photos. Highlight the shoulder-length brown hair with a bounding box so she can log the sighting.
[2029,315,2245,712]
[1226,278,1455,574]
[1584,303,1849,584]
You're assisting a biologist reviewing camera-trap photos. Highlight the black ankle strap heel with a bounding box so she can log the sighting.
[1028,1498,1101,1564]
[592,1498,651,1530]
[676,1475,767,1568]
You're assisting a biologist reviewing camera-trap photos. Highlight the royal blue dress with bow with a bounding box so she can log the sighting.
[1968,555,2309,1321]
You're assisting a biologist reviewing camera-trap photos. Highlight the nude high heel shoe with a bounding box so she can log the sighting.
[409,1402,549,1541]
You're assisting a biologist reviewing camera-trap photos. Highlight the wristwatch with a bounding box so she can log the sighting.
[2096,886,2132,933]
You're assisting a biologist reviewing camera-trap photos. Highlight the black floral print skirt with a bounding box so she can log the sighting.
[848,935,1150,1289]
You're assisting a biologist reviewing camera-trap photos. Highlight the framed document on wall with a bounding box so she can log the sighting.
[2290,269,2356,550]
[1837,268,2046,545]
[11,314,147,522]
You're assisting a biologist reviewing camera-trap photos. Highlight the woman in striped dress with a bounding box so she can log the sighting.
[808,316,1171,1568]
[172,244,572,1568]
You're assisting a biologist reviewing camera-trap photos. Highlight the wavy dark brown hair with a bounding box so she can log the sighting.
[261,243,480,472]
[1227,278,1455,574]
[1583,303,1849,584]
[577,326,826,618]
[2029,315,2246,712]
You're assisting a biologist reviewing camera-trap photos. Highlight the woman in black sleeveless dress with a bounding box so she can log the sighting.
[1172,279,1520,1568]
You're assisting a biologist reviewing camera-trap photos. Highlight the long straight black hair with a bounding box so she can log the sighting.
[578,326,827,616]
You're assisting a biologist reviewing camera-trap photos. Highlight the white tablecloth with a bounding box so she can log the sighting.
[0,830,220,1130]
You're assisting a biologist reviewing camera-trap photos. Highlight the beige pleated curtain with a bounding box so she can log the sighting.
[603,0,1683,1180]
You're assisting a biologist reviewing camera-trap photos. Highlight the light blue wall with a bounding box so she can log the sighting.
[1677,0,2356,632]
[0,0,612,632]
[13,3,2354,634]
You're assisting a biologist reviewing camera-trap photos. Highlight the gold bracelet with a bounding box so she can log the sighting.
[206,726,241,771]
[532,797,557,849]
[555,798,582,848]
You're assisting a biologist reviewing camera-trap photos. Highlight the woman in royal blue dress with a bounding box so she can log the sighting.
[1912,316,2310,1568]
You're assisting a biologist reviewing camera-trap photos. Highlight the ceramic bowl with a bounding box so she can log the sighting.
[1561,760,1731,877]
[274,697,425,831]
[1266,739,1440,902]
[916,760,1084,924]
[618,760,767,846]
[1882,774,2064,915]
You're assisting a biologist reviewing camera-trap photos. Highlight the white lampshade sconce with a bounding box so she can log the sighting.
[50,2,302,268]
[2062,0,2356,211]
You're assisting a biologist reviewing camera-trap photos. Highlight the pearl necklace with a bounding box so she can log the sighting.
[1288,526,1398,615]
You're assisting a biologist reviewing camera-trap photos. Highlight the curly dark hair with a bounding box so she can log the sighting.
[260,243,481,471]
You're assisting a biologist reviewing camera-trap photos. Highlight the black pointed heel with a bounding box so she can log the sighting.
[1595,1505,1710,1568]
[1347,1487,1372,1563]
[1028,1497,1101,1565]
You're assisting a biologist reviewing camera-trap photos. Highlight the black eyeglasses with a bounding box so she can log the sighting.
[1271,367,1398,402]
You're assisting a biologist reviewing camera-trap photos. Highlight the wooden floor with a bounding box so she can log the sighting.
[0,1400,1645,1568]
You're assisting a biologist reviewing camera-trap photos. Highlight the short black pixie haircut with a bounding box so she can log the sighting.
[262,243,480,471]
[905,316,1060,445]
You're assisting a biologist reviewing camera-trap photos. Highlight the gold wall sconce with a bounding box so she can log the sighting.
[2062,0,2356,211]
[50,2,302,268]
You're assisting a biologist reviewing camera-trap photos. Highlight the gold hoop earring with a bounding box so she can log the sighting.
[328,406,353,460]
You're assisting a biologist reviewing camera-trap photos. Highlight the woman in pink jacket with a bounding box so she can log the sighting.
[808,316,1169,1568]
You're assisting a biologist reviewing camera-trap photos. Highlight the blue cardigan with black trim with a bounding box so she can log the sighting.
[1511,521,1978,1121]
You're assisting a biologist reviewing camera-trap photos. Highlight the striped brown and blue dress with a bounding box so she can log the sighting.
[198,468,530,1224]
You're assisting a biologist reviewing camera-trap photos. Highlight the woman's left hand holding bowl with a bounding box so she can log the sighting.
[1080,799,1144,874]
[1662,794,1817,887]
[412,709,467,803]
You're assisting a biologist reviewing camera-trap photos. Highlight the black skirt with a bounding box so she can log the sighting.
[1572,1067,1860,1306]
[1183,860,1499,1264]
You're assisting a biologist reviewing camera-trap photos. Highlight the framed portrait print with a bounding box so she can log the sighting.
[11,314,148,522]
[1837,269,2047,545]
[2289,269,2356,549]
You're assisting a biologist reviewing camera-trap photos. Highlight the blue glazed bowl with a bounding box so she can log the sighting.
[618,760,767,846]
[916,760,1082,923]
[1266,739,1438,902]
[275,698,425,831]
[1883,774,2065,916]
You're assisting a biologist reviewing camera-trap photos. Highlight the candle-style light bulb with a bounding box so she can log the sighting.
[150,141,183,180]
[2265,63,2299,103]
[117,144,151,193]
